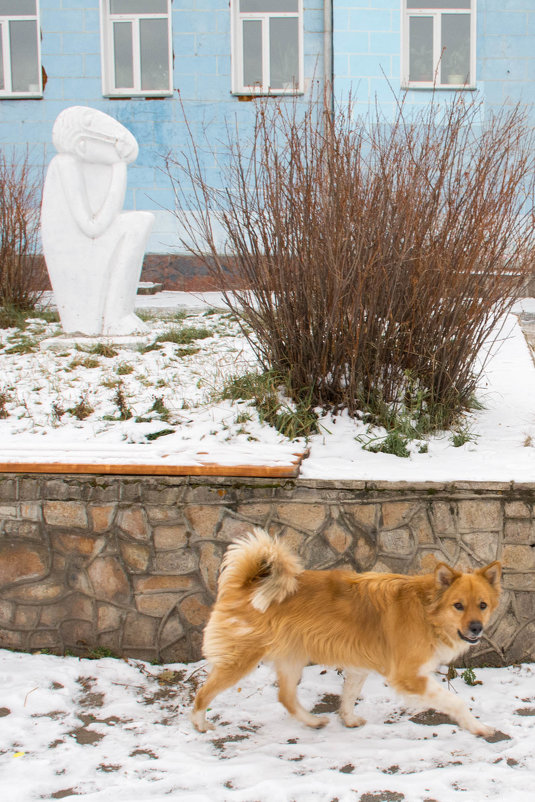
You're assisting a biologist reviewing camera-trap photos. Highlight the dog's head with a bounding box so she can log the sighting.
[433,561,502,647]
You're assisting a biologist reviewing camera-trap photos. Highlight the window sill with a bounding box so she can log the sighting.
[231,90,304,99]
[103,91,173,99]
[401,82,476,91]
[0,93,43,100]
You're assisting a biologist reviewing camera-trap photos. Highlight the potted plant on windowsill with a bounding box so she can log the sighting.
[445,48,469,86]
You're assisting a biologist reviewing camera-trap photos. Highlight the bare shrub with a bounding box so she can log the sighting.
[166,93,535,430]
[0,149,44,312]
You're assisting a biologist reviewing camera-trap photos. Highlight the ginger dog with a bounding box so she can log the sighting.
[191,529,501,737]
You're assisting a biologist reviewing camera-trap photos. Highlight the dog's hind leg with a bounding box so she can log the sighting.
[340,668,368,728]
[275,659,329,728]
[191,653,263,732]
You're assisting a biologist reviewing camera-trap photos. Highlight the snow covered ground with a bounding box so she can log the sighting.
[1,649,534,801]
[1,292,535,482]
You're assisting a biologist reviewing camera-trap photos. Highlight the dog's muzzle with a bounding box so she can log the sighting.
[458,620,483,644]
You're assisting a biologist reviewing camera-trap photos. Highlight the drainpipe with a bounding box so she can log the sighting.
[323,0,334,115]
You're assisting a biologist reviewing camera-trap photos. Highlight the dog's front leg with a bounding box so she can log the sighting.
[396,674,494,737]
[340,669,368,728]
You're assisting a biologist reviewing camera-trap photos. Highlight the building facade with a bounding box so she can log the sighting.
[0,2,533,284]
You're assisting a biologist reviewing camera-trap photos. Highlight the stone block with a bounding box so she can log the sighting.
[159,614,184,648]
[141,486,182,505]
[514,591,535,620]
[87,556,131,605]
[279,526,307,554]
[410,509,435,544]
[0,505,18,518]
[97,603,123,632]
[457,500,502,532]
[90,505,116,533]
[119,541,151,573]
[152,550,198,575]
[14,605,40,629]
[123,612,159,648]
[146,506,183,524]
[504,519,534,544]
[43,480,81,500]
[60,619,96,649]
[323,521,352,553]
[3,520,41,539]
[136,593,178,617]
[18,478,39,501]
[215,515,249,543]
[462,532,500,564]
[0,599,14,626]
[502,572,535,591]
[275,503,326,533]
[501,545,535,571]
[51,532,102,557]
[28,631,59,650]
[117,507,149,540]
[430,501,458,535]
[0,542,49,588]
[153,525,188,550]
[198,541,224,595]
[43,501,88,529]
[0,479,17,501]
[134,575,196,594]
[378,527,413,556]
[235,503,272,524]
[185,506,221,539]
[4,577,64,603]
[381,502,414,530]
[353,536,377,571]
[505,501,531,518]
[342,504,379,530]
[20,502,42,521]
[179,594,211,627]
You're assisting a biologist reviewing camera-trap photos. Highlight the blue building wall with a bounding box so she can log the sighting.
[334,1,535,120]
[0,1,533,258]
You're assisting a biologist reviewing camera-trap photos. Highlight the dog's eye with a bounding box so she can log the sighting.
[453,602,464,611]
[479,602,487,610]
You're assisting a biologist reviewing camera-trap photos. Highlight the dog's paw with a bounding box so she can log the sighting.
[311,715,329,729]
[472,722,495,738]
[190,710,215,733]
[341,714,366,729]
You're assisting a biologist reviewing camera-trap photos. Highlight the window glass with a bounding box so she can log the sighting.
[110,1,167,13]
[140,17,169,90]
[243,19,262,86]
[407,1,469,8]
[240,1,298,12]
[409,16,433,82]
[0,1,36,14]
[441,13,470,84]
[9,19,39,92]
[113,21,134,88]
[269,17,298,89]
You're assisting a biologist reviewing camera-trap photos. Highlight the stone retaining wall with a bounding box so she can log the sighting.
[1,474,534,666]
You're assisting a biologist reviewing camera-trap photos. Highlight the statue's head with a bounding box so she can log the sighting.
[52,106,139,164]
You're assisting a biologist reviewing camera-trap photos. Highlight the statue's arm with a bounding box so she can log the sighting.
[57,157,127,239]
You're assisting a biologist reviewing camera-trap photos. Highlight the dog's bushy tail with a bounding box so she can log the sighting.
[218,528,303,612]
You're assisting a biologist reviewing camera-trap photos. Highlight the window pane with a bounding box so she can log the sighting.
[241,1,298,12]
[9,19,39,92]
[269,17,298,90]
[441,13,470,84]
[243,19,262,87]
[113,21,133,88]
[140,17,169,90]
[0,27,4,90]
[409,16,433,82]
[110,1,167,13]
[0,1,36,14]
[407,1,469,8]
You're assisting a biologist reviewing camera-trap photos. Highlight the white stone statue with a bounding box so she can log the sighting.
[41,106,154,336]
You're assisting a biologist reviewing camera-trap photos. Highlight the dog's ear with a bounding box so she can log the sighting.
[435,562,459,589]
[478,561,502,589]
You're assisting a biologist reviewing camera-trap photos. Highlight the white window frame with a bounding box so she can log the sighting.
[0,2,42,99]
[100,0,173,97]
[401,1,476,90]
[231,0,304,95]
